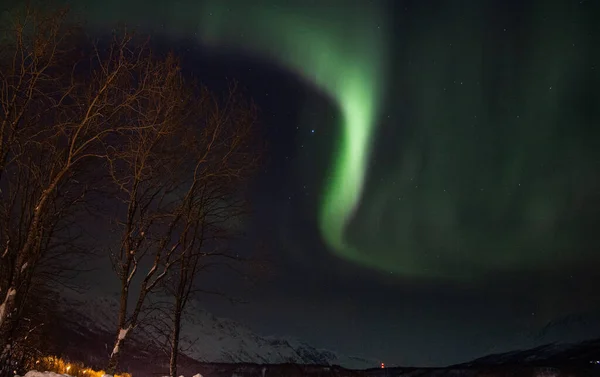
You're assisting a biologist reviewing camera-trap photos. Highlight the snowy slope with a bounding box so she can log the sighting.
[479,312,600,360]
[462,338,600,367]
[55,291,376,369]
[178,301,374,368]
[532,313,600,345]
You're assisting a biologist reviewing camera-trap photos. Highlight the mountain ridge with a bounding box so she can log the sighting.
[55,290,377,370]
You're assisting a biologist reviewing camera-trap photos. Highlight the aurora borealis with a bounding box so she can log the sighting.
[72,0,391,274]
[194,0,389,272]
[62,0,600,366]
[69,0,599,281]
[72,0,600,282]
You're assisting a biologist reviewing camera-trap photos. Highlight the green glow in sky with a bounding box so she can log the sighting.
[66,0,389,268]
[68,0,600,281]
[69,0,389,268]
[194,1,388,263]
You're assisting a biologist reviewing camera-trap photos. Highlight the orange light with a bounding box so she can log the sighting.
[381,362,385,368]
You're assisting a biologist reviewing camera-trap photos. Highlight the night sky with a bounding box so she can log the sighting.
[61,0,599,367]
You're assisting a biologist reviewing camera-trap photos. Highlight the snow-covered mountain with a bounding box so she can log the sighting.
[179,302,374,368]
[54,290,376,370]
[28,293,600,377]
[461,337,600,367]
[480,312,600,359]
[532,313,600,345]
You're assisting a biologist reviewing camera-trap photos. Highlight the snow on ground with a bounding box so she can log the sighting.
[22,373,115,377]
[22,373,202,377]
[23,372,71,377]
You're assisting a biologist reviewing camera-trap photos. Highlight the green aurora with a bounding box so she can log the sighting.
[71,0,391,271]
[67,0,599,281]
[194,1,389,274]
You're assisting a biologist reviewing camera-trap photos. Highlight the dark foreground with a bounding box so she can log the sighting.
[47,311,600,377]
[110,336,600,377]
[176,362,597,377]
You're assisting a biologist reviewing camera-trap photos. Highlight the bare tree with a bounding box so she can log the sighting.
[100,51,201,373]
[0,6,83,373]
[0,4,164,374]
[160,84,260,377]
[101,43,262,372]
[0,4,263,376]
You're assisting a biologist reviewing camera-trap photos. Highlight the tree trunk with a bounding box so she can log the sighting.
[106,277,130,375]
[169,251,191,377]
[106,325,130,375]
[106,340,121,375]
[169,299,183,377]
[0,287,17,373]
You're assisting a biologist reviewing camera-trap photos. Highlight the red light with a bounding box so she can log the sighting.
[381,362,385,369]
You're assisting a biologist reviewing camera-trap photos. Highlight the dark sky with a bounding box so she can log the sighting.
[64,0,600,367]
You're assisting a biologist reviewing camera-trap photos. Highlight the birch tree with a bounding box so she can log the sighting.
[102,52,261,372]
[164,84,260,377]
[0,4,163,374]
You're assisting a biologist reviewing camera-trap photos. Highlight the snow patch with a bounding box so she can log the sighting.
[111,343,119,357]
[24,372,67,377]
[118,326,130,340]
[111,326,131,357]
[0,287,17,326]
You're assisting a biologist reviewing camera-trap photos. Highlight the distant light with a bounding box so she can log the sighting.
[311,129,315,133]
[381,362,385,369]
